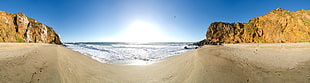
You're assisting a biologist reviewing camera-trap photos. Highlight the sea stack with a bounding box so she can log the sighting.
[0,11,62,44]
[205,8,310,44]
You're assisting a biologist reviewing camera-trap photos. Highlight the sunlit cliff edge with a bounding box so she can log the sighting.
[205,8,310,44]
[0,11,62,44]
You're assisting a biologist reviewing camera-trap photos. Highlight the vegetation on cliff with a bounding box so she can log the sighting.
[0,11,62,44]
[206,8,310,43]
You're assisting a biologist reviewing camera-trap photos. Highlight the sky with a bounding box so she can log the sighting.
[0,0,310,42]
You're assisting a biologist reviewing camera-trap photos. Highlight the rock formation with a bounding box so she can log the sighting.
[205,8,310,44]
[0,11,62,44]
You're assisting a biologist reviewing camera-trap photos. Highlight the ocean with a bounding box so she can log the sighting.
[64,42,195,65]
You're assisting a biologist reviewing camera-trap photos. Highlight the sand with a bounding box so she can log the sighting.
[0,43,310,83]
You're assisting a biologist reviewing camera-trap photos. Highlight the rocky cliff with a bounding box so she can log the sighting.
[0,11,62,44]
[206,8,310,43]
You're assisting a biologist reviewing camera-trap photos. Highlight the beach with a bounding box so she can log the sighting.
[0,43,310,83]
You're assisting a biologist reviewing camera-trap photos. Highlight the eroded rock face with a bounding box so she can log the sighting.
[0,11,62,44]
[206,8,310,43]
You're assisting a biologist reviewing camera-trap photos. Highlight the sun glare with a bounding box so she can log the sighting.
[116,21,168,42]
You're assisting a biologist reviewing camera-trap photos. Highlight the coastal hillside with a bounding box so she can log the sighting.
[0,11,62,44]
[206,8,310,43]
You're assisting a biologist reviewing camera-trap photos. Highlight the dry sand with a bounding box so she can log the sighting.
[0,43,310,83]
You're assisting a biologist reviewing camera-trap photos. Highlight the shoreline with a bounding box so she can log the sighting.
[63,42,193,65]
[0,43,309,82]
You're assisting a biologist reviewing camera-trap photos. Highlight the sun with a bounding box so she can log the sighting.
[116,21,168,42]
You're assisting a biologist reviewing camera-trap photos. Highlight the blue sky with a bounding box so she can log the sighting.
[1,0,310,42]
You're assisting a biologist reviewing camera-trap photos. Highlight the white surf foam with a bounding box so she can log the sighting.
[65,42,194,64]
